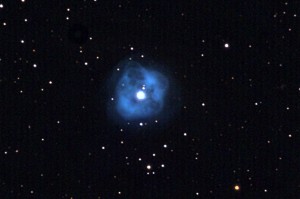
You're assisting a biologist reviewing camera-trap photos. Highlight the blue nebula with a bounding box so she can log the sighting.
[106,56,181,127]
[115,63,169,120]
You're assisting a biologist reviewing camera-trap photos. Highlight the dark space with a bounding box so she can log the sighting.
[0,1,299,198]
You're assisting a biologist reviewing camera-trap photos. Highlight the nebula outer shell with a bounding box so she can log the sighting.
[115,63,169,121]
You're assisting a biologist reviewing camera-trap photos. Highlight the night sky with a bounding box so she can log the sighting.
[1,1,300,198]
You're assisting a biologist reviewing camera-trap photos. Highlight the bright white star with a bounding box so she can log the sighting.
[136,90,146,100]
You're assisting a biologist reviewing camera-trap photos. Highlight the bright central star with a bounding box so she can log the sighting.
[136,90,146,100]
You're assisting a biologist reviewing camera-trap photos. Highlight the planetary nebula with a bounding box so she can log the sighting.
[106,56,181,126]
[115,61,169,120]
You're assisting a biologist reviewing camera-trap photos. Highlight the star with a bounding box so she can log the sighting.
[136,90,146,100]
[234,185,240,191]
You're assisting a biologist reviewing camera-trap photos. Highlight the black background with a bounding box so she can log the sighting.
[1,1,299,198]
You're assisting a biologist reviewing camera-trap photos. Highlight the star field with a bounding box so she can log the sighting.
[1,0,299,198]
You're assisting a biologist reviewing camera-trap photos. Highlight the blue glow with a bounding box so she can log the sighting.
[106,56,181,127]
[115,63,169,120]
